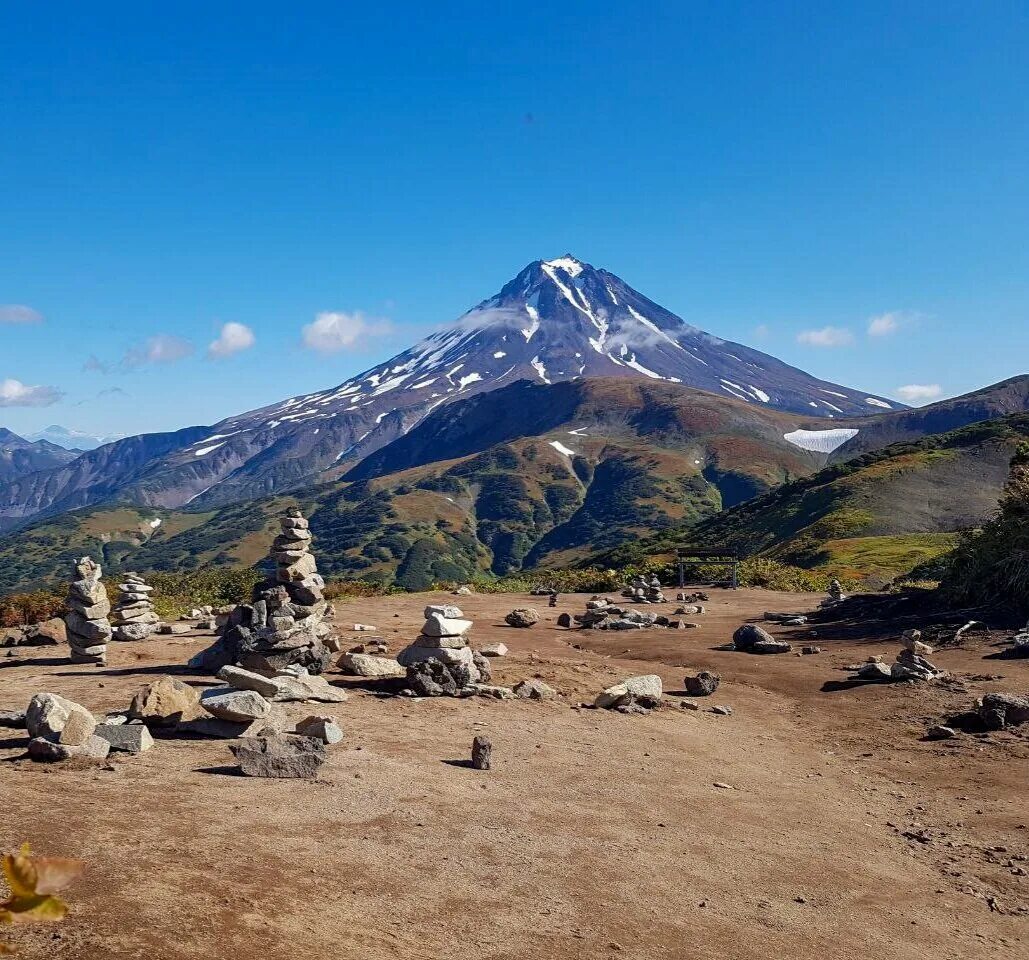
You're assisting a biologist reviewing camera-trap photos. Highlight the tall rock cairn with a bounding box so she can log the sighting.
[64,556,113,665]
[190,511,334,675]
[111,572,160,641]
[397,604,484,696]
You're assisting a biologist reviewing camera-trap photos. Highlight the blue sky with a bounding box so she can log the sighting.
[2,1,1027,438]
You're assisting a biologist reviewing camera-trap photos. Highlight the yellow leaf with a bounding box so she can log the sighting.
[0,854,36,901]
[31,859,83,896]
[0,847,81,928]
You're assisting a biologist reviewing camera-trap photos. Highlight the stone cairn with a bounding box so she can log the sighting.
[570,595,698,631]
[111,572,160,641]
[190,511,334,675]
[624,574,665,604]
[64,556,113,665]
[820,578,846,608]
[396,604,489,696]
[849,629,944,682]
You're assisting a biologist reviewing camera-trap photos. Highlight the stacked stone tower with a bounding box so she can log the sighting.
[111,573,160,641]
[64,556,112,665]
[190,511,334,674]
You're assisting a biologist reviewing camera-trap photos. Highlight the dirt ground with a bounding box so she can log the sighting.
[1,587,1026,960]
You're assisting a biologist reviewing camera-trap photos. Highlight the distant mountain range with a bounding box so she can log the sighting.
[0,428,80,485]
[0,255,902,530]
[26,425,123,451]
[0,254,1026,592]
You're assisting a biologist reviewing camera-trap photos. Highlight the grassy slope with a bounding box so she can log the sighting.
[0,386,819,592]
[590,414,1029,582]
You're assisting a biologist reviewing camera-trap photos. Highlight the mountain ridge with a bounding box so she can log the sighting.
[0,255,905,528]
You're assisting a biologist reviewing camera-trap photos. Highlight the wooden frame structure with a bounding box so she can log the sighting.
[674,547,740,590]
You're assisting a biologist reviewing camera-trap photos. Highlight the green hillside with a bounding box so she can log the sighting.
[592,414,1029,584]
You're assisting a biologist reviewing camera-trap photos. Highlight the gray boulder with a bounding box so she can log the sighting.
[94,724,155,754]
[512,679,556,700]
[200,688,272,722]
[26,693,96,746]
[683,671,720,696]
[231,734,327,778]
[504,608,540,629]
[28,733,110,762]
[295,715,344,744]
[595,674,663,710]
[732,624,774,651]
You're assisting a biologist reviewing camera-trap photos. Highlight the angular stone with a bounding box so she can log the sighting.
[471,735,492,770]
[231,734,326,778]
[397,643,478,672]
[420,614,473,638]
[751,638,793,654]
[94,723,154,754]
[412,633,468,650]
[129,677,204,727]
[480,642,508,658]
[64,611,113,642]
[504,608,540,628]
[857,661,893,681]
[217,665,282,698]
[158,624,192,636]
[513,679,556,700]
[595,674,663,709]
[113,622,160,642]
[28,734,110,762]
[295,715,344,744]
[732,624,774,651]
[684,671,719,696]
[424,604,463,620]
[200,688,272,722]
[337,652,406,678]
[66,596,112,620]
[26,693,96,745]
[0,710,27,728]
[175,706,288,739]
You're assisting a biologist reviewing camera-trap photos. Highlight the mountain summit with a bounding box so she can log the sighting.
[375,254,899,415]
[0,256,902,521]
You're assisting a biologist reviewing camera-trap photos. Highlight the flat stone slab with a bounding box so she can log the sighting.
[231,734,327,778]
[94,723,155,754]
[200,687,272,722]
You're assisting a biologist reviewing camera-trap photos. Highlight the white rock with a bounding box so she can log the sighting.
[479,642,508,657]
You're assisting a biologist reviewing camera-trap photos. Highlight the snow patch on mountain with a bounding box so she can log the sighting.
[784,428,859,453]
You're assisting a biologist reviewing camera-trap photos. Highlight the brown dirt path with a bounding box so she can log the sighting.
[1,588,1025,959]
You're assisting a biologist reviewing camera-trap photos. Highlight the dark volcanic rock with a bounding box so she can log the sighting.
[231,734,327,778]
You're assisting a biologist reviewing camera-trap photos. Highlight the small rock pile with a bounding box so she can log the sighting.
[891,630,944,681]
[732,624,792,654]
[624,575,665,604]
[64,557,112,665]
[111,573,160,641]
[23,692,154,761]
[0,618,64,649]
[820,578,846,608]
[999,621,1029,659]
[190,511,335,675]
[397,605,489,696]
[572,597,696,631]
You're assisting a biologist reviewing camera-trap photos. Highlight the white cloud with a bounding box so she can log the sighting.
[796,326,855,348]
[752,324,771,340]
[0,304,43,324]
[895,384,943,404]
[122,334,195,368]
[301,311,392,354]
[867,312,900,337]
[0,378,63,407]
[207,321,256,359]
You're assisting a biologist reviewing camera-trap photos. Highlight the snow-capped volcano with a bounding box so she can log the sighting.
[0,255,903,520]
